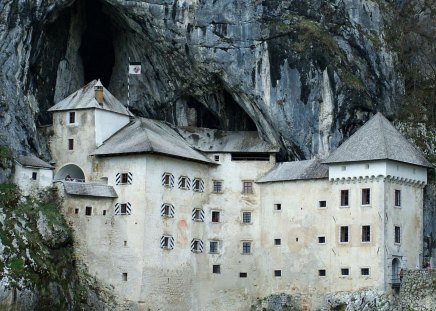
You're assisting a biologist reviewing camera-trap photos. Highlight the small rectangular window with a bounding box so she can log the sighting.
[120,204,127,215]
[69,111,76,124]
[341,268,350,276]
[274,238,281,246]
[341,165,346,171]
[103,210,107,216]
[242,181,253,194]
[242,241,251,254]
[340,190,349,207]
[274,203,282,211]
[340,226,349,243]
[318,269,326,276]
[161,204,175,218]
[211,211,220,223]
[214,155,220,162]
[394,190,401,207]
[209,241,219,254]
[192,208,204,222]
[161,235,174,249]
[213,265,221,274]
[123,241,127,246]
[74,208,79,214]
[122,273,128,281]
[242,212,252,224]
[319,201,327,208]
[274,270,281,277]
[318,236,326,244]
[162,173,174,188]
[85,206,92,216]
[395,226,401,244]
[213,180,223,193]
[362,225,371,242]
[31,172,37,180]
[121,173,128,184]
[191,239,204,253]
[361,268,370,276]
[239,272,247,278]
[68,139,74,150]
[193,178,204,192]
[362,188,371,205]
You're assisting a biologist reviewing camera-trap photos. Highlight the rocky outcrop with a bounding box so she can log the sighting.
[399,269,436,311]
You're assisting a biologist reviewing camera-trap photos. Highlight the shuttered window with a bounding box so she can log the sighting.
[115,202,131,215]
[161,204,175,218]
[191,239,204,253]
[161,235,174,249]
[116,172,132,185]
[162,173,174,188]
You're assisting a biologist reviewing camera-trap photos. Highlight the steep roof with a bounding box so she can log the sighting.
[91,118,215,164]
[323,113,432,168]
[176,127,279,153]
[16,155,53,169]
[257,159,328,183]
[48,80,132,116]
[63,182,118,198]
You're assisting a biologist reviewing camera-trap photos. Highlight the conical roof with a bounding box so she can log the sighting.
[323,113,432,167]
[48,80,132,116]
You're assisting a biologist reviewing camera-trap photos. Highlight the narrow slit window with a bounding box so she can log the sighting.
[68,139,74,150]
[394,190,401,207]
[69,111,76,124]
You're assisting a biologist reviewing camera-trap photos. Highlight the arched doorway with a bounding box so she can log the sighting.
[392,257,401,286]
[54,164,85,182]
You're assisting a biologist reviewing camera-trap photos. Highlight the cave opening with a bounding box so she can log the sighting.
[186,97,221,129]
[79,0,115,86]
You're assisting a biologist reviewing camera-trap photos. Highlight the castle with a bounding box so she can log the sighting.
[17,80,430,310]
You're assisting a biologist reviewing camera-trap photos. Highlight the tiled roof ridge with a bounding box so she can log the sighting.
[378,113,389,159]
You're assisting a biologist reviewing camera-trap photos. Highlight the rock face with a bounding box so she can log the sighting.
[0,0,402,160]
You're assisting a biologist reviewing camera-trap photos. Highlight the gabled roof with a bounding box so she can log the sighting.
[175,127,279,153]
[16,155,53,169]
[323,113,432,168]
[91,118,215,164]
[257,159,328,183]
[63,182,118,198]
[48,80,132,116]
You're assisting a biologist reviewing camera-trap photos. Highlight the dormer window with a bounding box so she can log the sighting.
[69,111,76,124]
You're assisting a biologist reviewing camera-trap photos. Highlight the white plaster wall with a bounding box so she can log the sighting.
[13,165,53,196]
[329,160,427,184]
[94,109,130,146]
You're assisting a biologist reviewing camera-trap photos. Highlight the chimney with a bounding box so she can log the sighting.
[95,79,104,106]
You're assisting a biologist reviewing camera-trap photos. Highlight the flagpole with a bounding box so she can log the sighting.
[127,56,130,107]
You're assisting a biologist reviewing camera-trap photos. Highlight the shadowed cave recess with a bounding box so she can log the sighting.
[34,0,258,133]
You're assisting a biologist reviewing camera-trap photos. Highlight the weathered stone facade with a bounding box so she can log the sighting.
[399,269,436,311]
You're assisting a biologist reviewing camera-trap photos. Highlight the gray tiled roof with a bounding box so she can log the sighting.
[91,118,215,164]
[16,155,53,169]
[48,80,132,116]
[176,127,279,153]
[323,113,432,167]
[63,182,118,198]
[257,159,328,183]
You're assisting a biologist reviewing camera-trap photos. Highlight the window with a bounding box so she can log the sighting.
[365,163,370,169]
[318,236,326,244]
[361,188,371,205]
[213,265,221,274]
[274,239,281,246]
[239,272,247,278]
[122,273,128,281]
[319,201,327,208]
[231,153,270,161]
[362,225,371,242]
[274,203,282,211]
[121,173,128,184]
[211,211,220,223]
[394,190,401,207]
[69,111,76,124]
[74,208,79,214]
[162,173,174,188]
[242,241,251,254]
[161,204,175,218]
[68,139,74,150]
[103,210,106,216]
[361,268,370,276]
[242,212,252,224]
[85,206,92,216]
[340,190,349,207]
[214,155,220,162]
[213,180,223,193]
[160,235,174,249]
[341,165,346,171]
[178,176,190,190]
[242,181,253,194]
[193,178,204,192]
[192,208,204,222]
[274,270,281,277]
[191,239,204,253]
[115,203,131,215]
[31,172,37,180]
[340,226,349,243]
[395,226,401,244]
[123,241,127,246]
[318,269,326,277]
[341,268,350,276]
[116,172,132,185]
[209,240,219,254]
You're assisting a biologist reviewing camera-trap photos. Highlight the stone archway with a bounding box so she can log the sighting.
[54,164,85,182]
[392,257,401,284]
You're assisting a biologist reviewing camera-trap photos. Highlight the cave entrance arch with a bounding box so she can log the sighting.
[54,164,85,182]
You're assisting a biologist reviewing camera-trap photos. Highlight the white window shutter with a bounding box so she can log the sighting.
[115,173,120,185]
[200,180,204,192]
[128,172,133,184]
[170,205,175,217]
[169,237,174,249]
[170,175,174,187]
[114,203,120,215]
[186,177,191,190]
[160,236,166,248]
[126,202,132,215]
[200,209,205,221]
